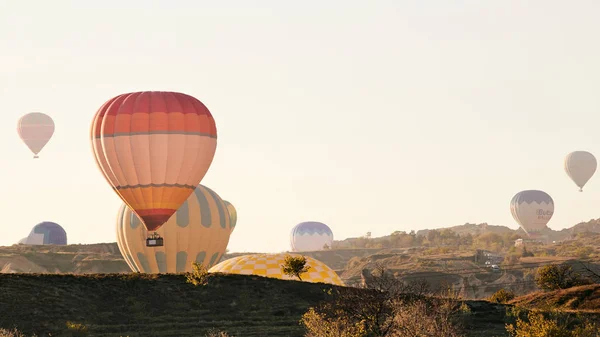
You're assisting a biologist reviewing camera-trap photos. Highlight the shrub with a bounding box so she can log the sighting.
[393,299,464,337]
[506,310,600,337]
[0,329,29,337]
[186,262,209,286]
[535,264,589,291]
[205,329,233,337]
[521,248,534,257]
[300,265,463,337]
[504,254,521,265]
[65,321,89,337]
[489,289,516,304]
[301,307,367,337]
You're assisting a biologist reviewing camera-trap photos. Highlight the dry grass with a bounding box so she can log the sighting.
[510,284,600,312]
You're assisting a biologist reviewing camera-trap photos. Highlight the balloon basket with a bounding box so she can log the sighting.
[146,232,164,247]
[33,155,39,159]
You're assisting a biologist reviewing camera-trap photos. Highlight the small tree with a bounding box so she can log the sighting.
[281,255,311,281]
[535,264,588,291]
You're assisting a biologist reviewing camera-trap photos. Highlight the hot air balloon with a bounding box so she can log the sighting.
[21,221,67,245]
[290,221,333,252]
[222,200,237,234]
[116,184,232,273]
[17,112,55,158]
[91,91,217,247]
[565,151,597,192]
[510,190,554,239]
[209,253,344,286]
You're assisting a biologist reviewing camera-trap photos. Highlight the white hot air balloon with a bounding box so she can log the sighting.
[17,112,55,159]
[510,190,554,239]
[290,221,334,252]
[565,151,597,192]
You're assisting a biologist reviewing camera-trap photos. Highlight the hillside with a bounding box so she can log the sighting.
[0,273,515,337]
[2,240,599,301]
[0,243,379,277]
[510,284,600,312]
[416,223,519,237]
[1,220,600,304]
[0,243,129,274]
[420,219,600,238]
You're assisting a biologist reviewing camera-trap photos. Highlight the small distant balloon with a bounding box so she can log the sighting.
[17,112,55,159]
[20,221,67,245]
[510,190,554,238]
[564,151,597,192]
[290,221,334,252]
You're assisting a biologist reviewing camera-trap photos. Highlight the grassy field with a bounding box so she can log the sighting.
[0,272,522,337]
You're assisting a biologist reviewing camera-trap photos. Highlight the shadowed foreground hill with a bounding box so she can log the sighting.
[0,273,333,337]
[0,273,515,337]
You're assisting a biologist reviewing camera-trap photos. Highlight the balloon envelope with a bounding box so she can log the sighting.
[290,221,334,252]
[91,91,218,233]
[17,112,54,158]
[22,221,67,245]
[116,184,232,273]
[209,253,344,286]
[510,190,554,236]
[222,200,237,234]
[565,151,597,191]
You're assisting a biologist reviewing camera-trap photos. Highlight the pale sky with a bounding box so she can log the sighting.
[1,1,599,253]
